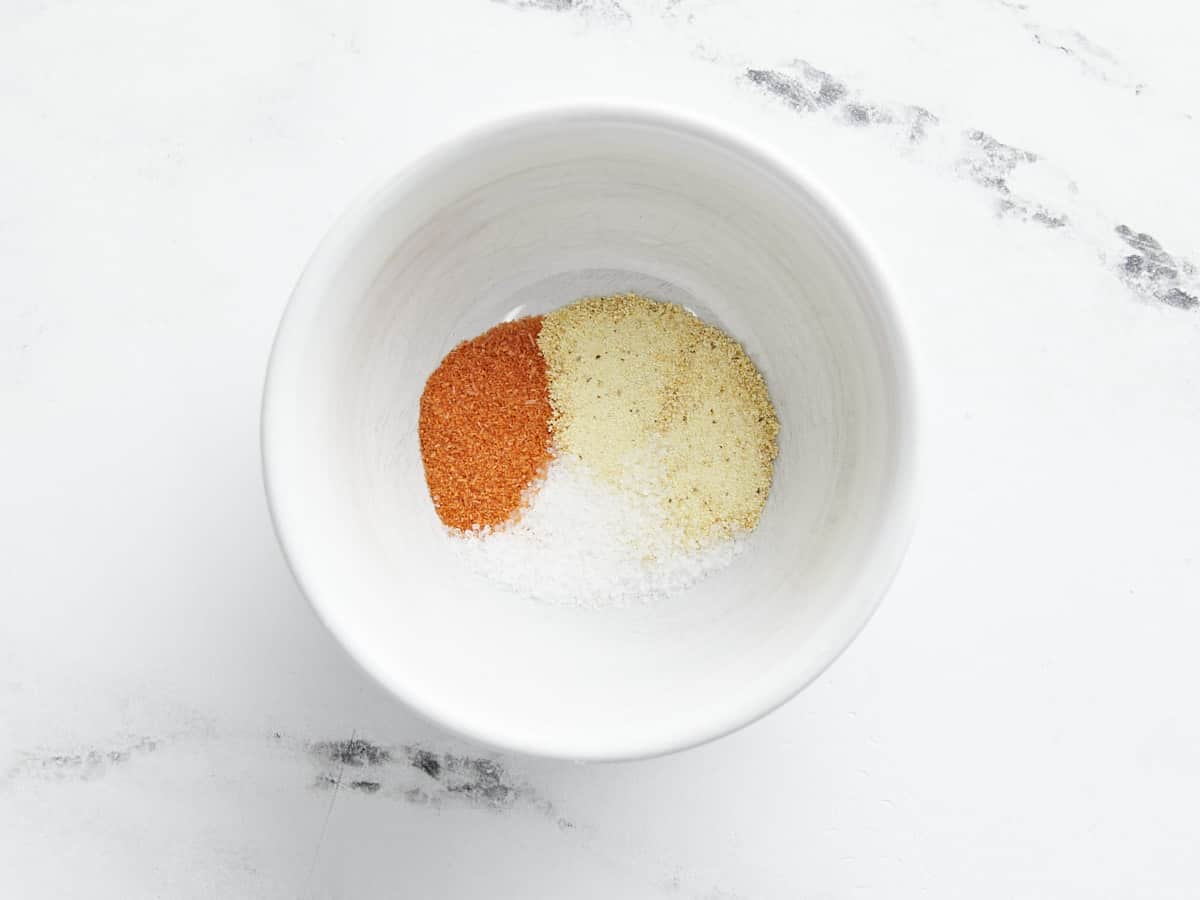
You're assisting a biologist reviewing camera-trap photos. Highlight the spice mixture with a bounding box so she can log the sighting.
[418,294,780,604]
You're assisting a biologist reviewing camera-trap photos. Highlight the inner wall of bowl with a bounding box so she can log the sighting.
[291,117,902,755]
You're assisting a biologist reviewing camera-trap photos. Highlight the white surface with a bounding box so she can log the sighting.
[2,0,1198,896]
[262,106,917,760]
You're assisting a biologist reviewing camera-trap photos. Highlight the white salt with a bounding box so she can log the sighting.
[451,453,743,607]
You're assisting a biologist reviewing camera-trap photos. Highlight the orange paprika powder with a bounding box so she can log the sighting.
[418,317,552,530]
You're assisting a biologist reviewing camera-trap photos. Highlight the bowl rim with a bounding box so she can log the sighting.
[261,100,921,762]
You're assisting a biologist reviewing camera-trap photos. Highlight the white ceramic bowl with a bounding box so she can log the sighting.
[263,105,918,761]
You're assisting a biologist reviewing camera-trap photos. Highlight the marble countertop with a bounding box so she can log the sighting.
[3,0,1198,896]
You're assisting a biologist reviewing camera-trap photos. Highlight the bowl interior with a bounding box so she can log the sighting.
[264,110,915,759]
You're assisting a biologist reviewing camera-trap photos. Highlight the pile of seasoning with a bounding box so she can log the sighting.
[418,317,551,531]
[418,294,780,605]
